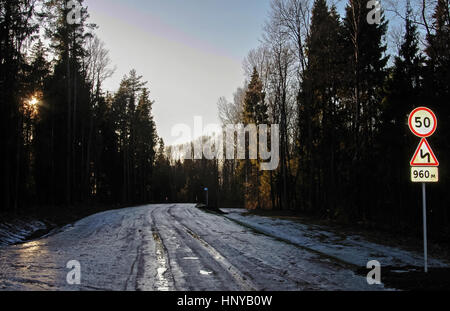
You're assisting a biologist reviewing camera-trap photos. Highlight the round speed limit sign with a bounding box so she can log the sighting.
[409,107,437,138]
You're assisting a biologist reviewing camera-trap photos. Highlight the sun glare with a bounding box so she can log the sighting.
[24,95,40,118]
[29,97,38,107]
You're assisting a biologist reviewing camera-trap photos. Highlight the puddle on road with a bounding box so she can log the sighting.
[200,270,213,276]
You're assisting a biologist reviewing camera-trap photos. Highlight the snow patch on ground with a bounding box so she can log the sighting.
[0,219,49,247]
[225,209,449,269]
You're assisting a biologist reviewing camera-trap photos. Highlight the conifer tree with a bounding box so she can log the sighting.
[241,68,268,209]
[302,0,346,215]
[342,0,389,220]
[0,0,39,211]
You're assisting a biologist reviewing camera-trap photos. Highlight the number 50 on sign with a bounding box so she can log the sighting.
[409,107,437,138]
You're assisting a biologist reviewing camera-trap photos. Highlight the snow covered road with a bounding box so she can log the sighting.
[0,204,381,291]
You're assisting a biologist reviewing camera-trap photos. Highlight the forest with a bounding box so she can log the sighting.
[1,0,449,240]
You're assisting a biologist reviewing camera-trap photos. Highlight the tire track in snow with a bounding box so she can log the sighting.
[123,207,175,291]
[123,215,145,291]
[151,205,245,290]
[141,205,176,291]
[166,206,259,291]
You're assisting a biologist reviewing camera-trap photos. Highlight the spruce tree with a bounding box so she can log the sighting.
[241,68,268,209]
[243,68,267,125]
[302,0,346,215]
[342,0,389,220]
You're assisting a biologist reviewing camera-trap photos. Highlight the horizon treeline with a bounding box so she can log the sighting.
[1,0,450,240]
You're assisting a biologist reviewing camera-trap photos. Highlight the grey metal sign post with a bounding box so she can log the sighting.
[422,183,428,273]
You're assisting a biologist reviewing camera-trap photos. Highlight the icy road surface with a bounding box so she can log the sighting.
[0,204,382,291]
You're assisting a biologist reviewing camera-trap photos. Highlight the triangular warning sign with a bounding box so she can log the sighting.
[410,138,439,166]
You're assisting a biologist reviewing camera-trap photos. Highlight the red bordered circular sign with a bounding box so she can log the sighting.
[408,107,437,138]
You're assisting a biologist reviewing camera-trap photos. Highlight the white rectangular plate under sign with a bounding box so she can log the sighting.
[411,167,439,183]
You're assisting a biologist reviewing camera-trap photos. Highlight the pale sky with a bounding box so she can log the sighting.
[85,0,272,145]
[85,0,403,145]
